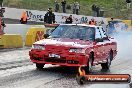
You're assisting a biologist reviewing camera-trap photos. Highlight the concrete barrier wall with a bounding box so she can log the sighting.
[0,25,47,48]
[25,25,47,46]
[0,34,23,48]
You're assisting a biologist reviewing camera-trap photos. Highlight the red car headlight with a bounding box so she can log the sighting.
[69,48,85,53]
[31,45,45,50]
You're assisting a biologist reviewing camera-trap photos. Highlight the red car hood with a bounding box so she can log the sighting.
[34,38,93,48]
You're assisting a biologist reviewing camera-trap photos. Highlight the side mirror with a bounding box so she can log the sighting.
[44,34,50,39]
[95,38,103,42]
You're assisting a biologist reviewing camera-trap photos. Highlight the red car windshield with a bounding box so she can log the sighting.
[51,25,95,40]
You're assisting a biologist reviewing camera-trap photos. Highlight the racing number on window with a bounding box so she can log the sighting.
[99,27,107,38]
[95,28,102,39]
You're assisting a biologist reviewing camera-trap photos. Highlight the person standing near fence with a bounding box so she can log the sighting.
[61,0,66,13]
[89,19,96,25]
[20,10,27,24]
[44,8,55,24]
[1,17,6,34]
[75,2,80,15]
[91,4,97,17]
[96,6,100,17]
[65,15,73,24]
[0,0,3,8]
[0,9,5,35]
[126,0,131,9]
[73,2,76,14]
[55,0,59,12]
[0,0,5,34]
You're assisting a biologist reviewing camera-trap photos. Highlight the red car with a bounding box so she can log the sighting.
[29,24,117,73]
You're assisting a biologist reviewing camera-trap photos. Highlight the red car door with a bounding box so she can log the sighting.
[93,27,105,64]
[100,28,112,59]
[99,27,111,61]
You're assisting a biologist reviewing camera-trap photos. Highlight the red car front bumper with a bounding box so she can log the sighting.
[29,50,88,67]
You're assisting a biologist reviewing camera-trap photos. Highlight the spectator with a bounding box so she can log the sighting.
[0,0,3,8]
[65,15,73,24]
[91,4,97,17]
[96,6,100,17]
[44,8,55,24]
[1,17,5,34]
[111,17,114,21]
[72,2,76,14]
[55,0,59,12]
[0,8,4,17]
[61,0,66,13]
[20,10,27,24]
[126,0,131,9]
[89,18,96,25]
[75,2,80,15]
[0,17,5,35]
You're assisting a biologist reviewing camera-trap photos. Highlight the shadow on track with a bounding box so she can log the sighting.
[35,65,111,77]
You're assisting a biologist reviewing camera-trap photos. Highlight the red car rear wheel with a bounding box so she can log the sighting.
[101,51,113,70]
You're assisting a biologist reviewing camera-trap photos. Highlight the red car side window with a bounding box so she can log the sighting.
[95,28,102,39]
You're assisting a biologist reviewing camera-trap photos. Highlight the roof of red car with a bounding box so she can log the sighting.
[60,24,100,27]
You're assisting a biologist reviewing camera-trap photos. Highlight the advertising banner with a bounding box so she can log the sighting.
[4,7,107,24]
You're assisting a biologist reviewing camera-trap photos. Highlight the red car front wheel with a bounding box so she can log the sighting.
[36,63,45,69]
[84,54,93,73]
